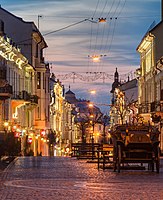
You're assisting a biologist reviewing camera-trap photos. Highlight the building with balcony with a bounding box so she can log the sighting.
[118,78,138,124]
[50,75,64,155]
[110,68,138,126]
[0,6,50,156]
[137,21,163,151]
[0,26,38,155]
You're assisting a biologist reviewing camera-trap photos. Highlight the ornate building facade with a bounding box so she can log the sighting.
[0,6,50,156]
[137,21,163,152]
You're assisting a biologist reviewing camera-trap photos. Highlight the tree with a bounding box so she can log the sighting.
[100,114,110,143]
[74,101,103,144]
[74,114,90,144]
[113,88,138,125]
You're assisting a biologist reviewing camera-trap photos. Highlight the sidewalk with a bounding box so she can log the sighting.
[0,156,15,170]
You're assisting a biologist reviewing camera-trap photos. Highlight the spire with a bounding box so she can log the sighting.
[114,67,119,82]
[110,68,121,93]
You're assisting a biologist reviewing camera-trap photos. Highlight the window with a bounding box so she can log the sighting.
[43,73,45,89]
[48,105,50,121]
[37,72,41,89]
[0,69,6,79]
[146,49,152,73]
[36,44,38,58]
[40,49,44,62]
[48,77,50,92]
[37,106,40,119]
[161,89,163,101]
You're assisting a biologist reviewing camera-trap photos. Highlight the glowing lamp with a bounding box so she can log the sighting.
[90,90,96,94]
[4,121,9,127]
[89,103,93,108]
[40,129,46,137]
[98,18,106,23]
[14,132,20,138]
[92,56,100,62]
[27,138,32,144]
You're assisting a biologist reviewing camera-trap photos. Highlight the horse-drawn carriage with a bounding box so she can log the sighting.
[111,124,160,173]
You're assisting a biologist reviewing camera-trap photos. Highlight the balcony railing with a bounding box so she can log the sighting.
[139,102,161,113]
[138,103,150,114]
[150,102,156,112]
[22,90,31,101]
[12,90,39,105]
[30,95,39,104]
[12,90,31,101]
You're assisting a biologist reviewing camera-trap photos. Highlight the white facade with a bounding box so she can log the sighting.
[50,77,64,155]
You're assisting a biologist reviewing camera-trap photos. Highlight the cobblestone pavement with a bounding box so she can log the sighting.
[0,156,163,200]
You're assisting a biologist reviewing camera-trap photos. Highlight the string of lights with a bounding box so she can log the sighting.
[54,71,136,83]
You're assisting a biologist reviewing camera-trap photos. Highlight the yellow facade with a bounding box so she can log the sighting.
[137,22,163,152]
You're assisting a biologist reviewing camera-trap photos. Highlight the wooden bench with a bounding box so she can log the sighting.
[71,143,100,160]
[97,144,114,170]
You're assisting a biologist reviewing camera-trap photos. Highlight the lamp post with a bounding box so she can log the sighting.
[90,119,95,160]
[89,106,95,160]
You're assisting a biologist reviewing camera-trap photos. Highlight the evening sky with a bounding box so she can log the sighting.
[0,0,161,112]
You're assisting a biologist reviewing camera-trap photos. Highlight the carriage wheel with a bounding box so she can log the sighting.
[156,147,160,173]
[113,162,117,172]
[117,145,121,173]
[149,161,154,172]
[152,161,154,172]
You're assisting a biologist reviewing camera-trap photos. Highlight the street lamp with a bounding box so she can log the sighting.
[4,121,9,128]
[90,90,96,94]
[4,121,9,133]
[89,119,95,160]
[88,102,95,160]
[98,18,106,23]
[88,54,107,62]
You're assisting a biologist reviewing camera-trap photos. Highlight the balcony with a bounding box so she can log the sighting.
[138,103,150,114]
[150,102,156,112]
[21,90,31,101]
[23,95,39,111]
[11,90,31,108]
[0,84,12,100]
[30,95,39,104]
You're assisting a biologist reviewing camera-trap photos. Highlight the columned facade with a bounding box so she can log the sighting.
[137,21,163,152]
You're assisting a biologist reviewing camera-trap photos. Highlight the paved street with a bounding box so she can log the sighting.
[0,157,163,200]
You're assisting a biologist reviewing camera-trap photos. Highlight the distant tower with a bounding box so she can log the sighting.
[65,86,77,104]
[114,67,119,82]
[110,68,121,93]
[110,68,121,105]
